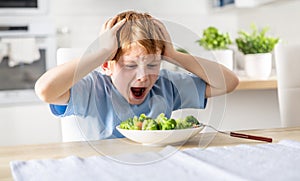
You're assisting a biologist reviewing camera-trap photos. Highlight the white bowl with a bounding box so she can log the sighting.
[116,125,204,146]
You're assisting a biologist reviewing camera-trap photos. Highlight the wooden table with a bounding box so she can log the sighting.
[1,126,300,180]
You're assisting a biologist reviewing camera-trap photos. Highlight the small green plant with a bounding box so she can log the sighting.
[235,24,279,54]
[197,26,232,50]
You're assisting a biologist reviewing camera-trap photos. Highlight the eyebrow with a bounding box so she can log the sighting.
[123,57,161,64]
[148,59,161,63]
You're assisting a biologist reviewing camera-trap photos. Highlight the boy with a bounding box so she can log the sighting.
[35,11,239,139]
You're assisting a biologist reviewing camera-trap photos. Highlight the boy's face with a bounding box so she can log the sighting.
[109,43,162,105]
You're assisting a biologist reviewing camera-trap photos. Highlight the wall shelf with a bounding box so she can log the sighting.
[236,70,277,90]
[237,78,277,90]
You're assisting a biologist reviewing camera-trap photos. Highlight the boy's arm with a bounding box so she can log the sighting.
[166,51,239,97]
[35,18,126,104]
[154,20,239,98]
[34,51,110,104]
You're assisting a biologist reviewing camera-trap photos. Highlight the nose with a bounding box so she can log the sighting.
[136,67,148,81]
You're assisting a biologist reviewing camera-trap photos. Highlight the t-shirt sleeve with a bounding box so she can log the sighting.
[162,70,207,110]
[49,104,67,116]
[49,72,97,117]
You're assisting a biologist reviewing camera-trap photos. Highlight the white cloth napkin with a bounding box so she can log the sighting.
[10,140,300,181]
[1,38,40,67]
[183,140,300,181]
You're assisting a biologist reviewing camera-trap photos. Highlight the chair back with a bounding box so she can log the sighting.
[57,48,99,142]
[275,43,300,127]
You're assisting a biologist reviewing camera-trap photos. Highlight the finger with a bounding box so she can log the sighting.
[101,17,112,31]
[111,19,126,32]
[152,19,170,41]
[106,16,119,29]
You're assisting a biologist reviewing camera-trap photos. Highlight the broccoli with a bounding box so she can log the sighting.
[142,118,159,130]
[175,116,199,129]
[119,114,200,130]
[185,115,199,126]
[161,118,177,130]
[175,118,192,129]
[138,113,148,122]
[119,117,134,130]
[155,113,176,130]
[119,116,143,130]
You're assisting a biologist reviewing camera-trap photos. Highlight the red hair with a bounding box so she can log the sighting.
[112,11,165,61]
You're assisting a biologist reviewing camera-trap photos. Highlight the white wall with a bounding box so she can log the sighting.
[235,0,300,45]
[1,0,298,146]
[50,0,238,49]
[221,90,281,130]
[172,89,281,131]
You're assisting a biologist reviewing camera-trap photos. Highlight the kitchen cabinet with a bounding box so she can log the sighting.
[0,103,61,146]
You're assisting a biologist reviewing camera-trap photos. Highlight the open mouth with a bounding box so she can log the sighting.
[131,87,146,99]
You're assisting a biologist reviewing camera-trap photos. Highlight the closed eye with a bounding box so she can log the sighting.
[125,64,138,69]
[147,64,159,68]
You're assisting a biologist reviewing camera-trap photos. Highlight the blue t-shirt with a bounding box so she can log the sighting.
[50,69,207,139]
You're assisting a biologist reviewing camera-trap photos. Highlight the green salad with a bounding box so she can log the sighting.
[119,113,200,130]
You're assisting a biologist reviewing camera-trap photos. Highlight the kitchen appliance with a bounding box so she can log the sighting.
[0,21,56,104]
[0,0,48,15]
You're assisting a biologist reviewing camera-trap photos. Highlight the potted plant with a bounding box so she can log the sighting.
[197,26,233,70]
[235,24,279,79]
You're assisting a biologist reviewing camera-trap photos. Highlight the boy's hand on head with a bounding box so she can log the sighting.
[99,17,126,60]
[153,19,176,62]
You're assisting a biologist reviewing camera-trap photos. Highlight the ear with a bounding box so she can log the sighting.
[101,61,114,76]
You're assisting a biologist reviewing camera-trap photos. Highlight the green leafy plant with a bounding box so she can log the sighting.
[197,26,232,50]
[235,24,279,54]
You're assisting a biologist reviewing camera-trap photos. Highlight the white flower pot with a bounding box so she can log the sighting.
[244,53,272,80]
[212,49,233,70]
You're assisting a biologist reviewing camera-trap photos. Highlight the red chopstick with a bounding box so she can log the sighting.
[230,132,273,143]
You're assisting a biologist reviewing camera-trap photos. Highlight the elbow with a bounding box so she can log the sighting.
[226,74,239,93]
[34,80,53,103]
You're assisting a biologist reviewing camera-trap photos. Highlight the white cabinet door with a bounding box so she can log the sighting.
[0,103,61,146]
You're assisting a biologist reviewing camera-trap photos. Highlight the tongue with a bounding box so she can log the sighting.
[131,88,145,98]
